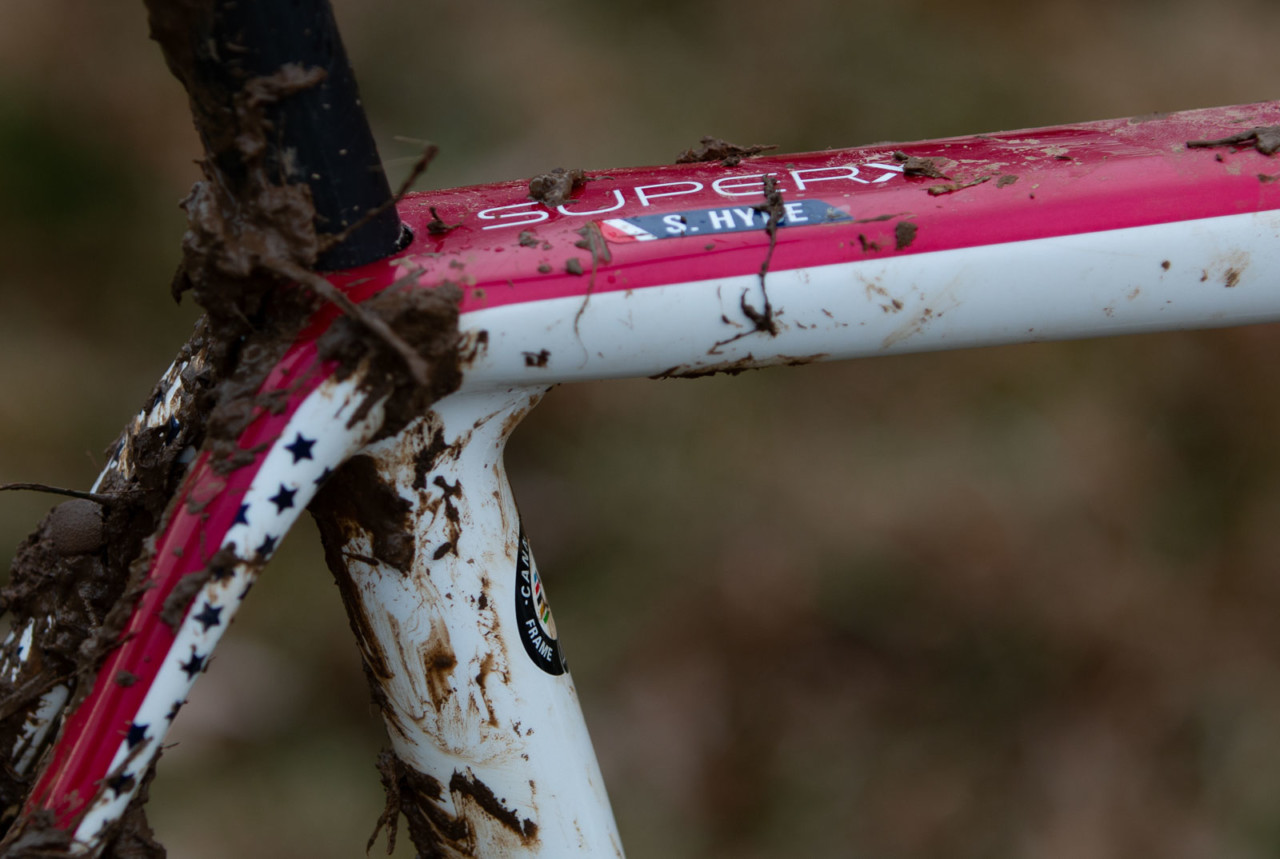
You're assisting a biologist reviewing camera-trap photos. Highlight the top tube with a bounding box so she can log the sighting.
[380,103,1280,316]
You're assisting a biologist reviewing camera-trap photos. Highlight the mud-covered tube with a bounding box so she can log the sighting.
[146,0,403,269]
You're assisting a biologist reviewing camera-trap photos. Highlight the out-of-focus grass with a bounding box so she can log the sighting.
[3,1,1280,856]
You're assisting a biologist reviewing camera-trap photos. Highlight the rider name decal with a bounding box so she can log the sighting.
[600,199,851,242]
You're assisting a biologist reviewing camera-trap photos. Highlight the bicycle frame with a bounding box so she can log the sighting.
[4,101,1280,854]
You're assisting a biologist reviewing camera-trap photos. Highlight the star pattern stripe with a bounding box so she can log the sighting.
[69,371,388,847]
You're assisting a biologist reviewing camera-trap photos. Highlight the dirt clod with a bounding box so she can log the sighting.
[528,168,587,207]
[675,136,777,167]
[49,500,106,556]
[893,150,951,179]
[894,221,918,251]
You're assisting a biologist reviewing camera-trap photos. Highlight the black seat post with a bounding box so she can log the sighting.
[154,0,404,271]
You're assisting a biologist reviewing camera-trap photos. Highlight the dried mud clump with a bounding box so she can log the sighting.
[676,136,777,167]
[317,282,463,441]
[528,168,587,207]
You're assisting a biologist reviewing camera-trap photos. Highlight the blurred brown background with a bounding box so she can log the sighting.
[3,1,1280,857]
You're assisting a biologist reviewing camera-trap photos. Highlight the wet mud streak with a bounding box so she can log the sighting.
[571,223,612,343]
[412,426,454,492]
[449,770,538,843]
[310,464,411,744]
[310,455,415,573]
[431,476,462,560]
[711,177,783,354]
[675,136,777,167]
[528,168,586,207]
[749,175,784,336]
[370,751,463,857]
[1187,126,1280,156]
[368,751,539,857]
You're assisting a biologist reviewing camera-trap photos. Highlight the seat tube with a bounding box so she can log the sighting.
[310,385,623,857]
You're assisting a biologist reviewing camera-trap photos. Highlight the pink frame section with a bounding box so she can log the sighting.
[17,100,1280,848]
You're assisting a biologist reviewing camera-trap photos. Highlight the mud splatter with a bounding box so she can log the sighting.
[368,752,538,857]
[310,455,415,573]
[894,221,918,251]
[1187,126,1280,156]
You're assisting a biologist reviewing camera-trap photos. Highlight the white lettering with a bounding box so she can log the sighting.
[733,208,756,227]
[557,189,625,216]
[789,165,869,191]
[635,181,703,207]
[663,214,688,235]
[708,210,735,230]
[525,619,554,659]
[863,162,905,183]
[521,586,530,598]
[712,174,776,197]
[479,202,549,230]
[783,201,808,223]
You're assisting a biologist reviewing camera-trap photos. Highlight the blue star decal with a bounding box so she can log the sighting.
[193,602,222,631]
[179,651,206,679]
[234,503,249,526]
[107,771,136,796]
[256,535,277,558]
[269,484,297,513]
[125,722,148,749]
[284,433,316,463]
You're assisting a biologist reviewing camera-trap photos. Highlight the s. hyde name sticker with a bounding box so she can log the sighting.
[601,198,851,242]
[515,528,567,675]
